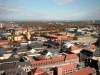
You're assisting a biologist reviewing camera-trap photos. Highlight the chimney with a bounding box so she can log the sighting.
[56,67,62,75]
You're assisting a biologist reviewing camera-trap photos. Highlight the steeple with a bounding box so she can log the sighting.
[26,27,31,40]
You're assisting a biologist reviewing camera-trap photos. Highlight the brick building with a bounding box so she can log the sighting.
[43,34,73,40]
[67,45,82,54]
[30,54,79,69]
[70,67,96,75]
[56,64,78,75]
[31,64,79,75]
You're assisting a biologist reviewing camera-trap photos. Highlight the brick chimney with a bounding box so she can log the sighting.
[56,67,62,75]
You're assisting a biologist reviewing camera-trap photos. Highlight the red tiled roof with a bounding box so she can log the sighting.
[30,54,78,66]
[52,56,65,62]
[62,64,75,70]
[4,27,14,29]
[46,34,55,36]
[86,45,96,50]
[38,55,45,60]
[65,54,79,60]
[5,26,14,28]
[69,45,79,50]
[0,40,10,42]
[70,67,95,75]
[17,29,22,31]
[30,59,49,66]
[44,34,68,39]
[44,34,73,40]
[66,36,73,40]
[31,67,44,73]
[0,44,6,47]
[18,28,34,31]
[30,56,65,66]
[31,31,51,33]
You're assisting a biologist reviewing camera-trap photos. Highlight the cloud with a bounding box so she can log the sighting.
[96,7,100,10]
[0,0,65,21]
[53,0,74,5]
[81,7,100,20]
[74,6,100,20]
[0,1,25,14]
[75,6,89,8]
[0,1,48,21]
[0,1,29,21]
[0,0,99,21]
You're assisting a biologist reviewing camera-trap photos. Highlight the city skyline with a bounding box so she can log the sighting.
[0,0,100,21]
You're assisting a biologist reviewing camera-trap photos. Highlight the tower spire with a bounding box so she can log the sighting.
[26,27,31,40]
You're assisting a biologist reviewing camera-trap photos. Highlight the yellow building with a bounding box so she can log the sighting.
[8,35,24,41]
[8,28,31,41]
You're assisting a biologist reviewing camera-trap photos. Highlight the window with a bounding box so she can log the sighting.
[70,69,72,71]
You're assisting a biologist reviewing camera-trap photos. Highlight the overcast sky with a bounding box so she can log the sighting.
[0,0,100,21]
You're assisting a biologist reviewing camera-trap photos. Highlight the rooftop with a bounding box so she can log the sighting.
[69,45,79,50]
[40,72,49,75]
[31,67,44,73]
[62,64,75,70]
[65,54,79,60]
[30,54,79,66]
[70,67,95,75]
[86,44,97,50]
[0,62,30,71]
[3,68,27,75]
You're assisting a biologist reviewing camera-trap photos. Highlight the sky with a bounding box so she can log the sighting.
[0,0,100,21]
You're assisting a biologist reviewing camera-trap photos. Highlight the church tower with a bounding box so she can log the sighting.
[26,28,31,40]
[22,28,24,34]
